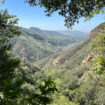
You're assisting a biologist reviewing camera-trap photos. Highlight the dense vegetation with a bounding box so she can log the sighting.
[0,9,57,105]
[21,23,105,105]
[1,14,104,104]
[34,23,105,105]
[11,27,87,63]
[0,0,105,105]
[0,9,23,104]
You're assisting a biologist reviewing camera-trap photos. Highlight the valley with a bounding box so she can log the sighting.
[11,23,105,105]
[11,27,88,63]
[1,1,105,105]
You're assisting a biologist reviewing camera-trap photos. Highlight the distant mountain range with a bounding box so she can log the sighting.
[36,23,104,70]
[57,30,89,40]
[11,27,88,63]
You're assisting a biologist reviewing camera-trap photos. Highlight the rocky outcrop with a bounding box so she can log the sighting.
[82,54,93,67]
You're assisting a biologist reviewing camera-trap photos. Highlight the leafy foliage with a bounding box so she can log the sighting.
[0,9,58,105]
[35,23,105,105]
[25,77,57,105]
[34,66,105,105]
[90,32,105,74]
[0,9,23,104]
[26,0,105,28]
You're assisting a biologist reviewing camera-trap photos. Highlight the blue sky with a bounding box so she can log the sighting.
[1,0,105,32]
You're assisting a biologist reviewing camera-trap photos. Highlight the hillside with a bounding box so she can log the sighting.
[5,22,105,105]
[36,23,105,70]
[58,30,88,40]
[31,23,105,105]
[11,27,86,63]
[9,23,105,105]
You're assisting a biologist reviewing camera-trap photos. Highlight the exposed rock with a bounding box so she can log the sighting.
[82,54,93,67]
[53,57,60,66]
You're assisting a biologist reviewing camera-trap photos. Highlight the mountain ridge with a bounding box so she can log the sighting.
[12,27,87,63]
[36,22,105,70]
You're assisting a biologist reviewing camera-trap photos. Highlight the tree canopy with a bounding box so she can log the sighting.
[0,9,23,104]
[0,9,57,105]
[26,0,105,28]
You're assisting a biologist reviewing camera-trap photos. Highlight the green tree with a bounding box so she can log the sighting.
[90,32,105,75]
[0,8,58,105]
[25,77,58,105]
[0,9,23,104]
[26,0,105,28]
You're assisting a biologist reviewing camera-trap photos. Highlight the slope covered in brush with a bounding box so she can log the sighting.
[36,23,105,70]
[9,23,105,105]
[11,27,85,63]
[33,23,105,105]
